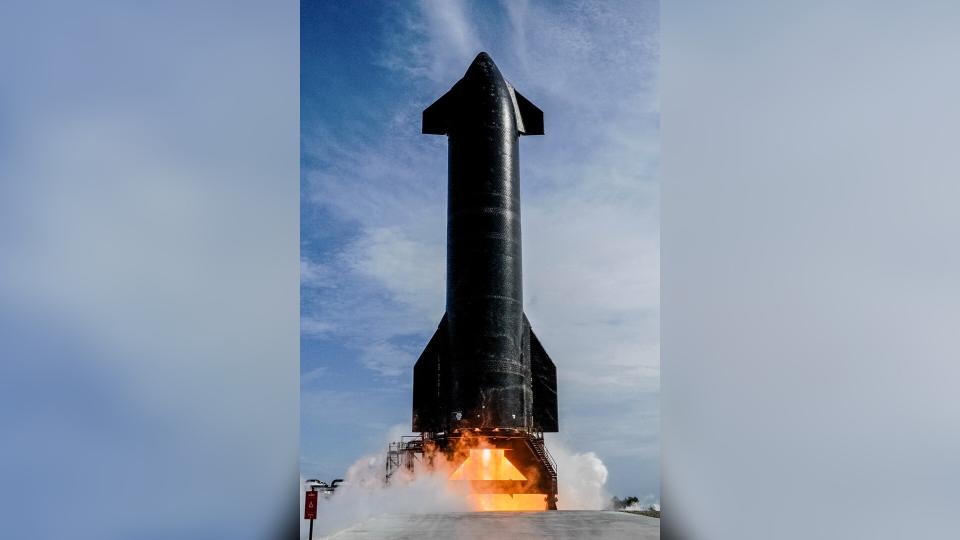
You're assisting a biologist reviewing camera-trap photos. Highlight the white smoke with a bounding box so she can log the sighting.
[301,427,471,539]
[547,441,611,510]
[300,458,471,538]
[301,429,615,537]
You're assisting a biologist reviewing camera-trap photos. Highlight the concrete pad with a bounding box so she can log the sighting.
[326,510,660,539]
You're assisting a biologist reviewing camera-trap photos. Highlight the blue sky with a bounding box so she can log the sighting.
[301,0,659,499]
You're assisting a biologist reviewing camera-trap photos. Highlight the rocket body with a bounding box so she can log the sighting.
[413,53,557,434]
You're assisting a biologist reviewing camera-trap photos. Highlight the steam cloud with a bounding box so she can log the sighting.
[548,443,611,511]
[301,427,613,538]
[300,459,470,538]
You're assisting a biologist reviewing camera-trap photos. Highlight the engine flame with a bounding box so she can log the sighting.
[450,448,526,481]
[446,439,550,511]
[469,493,550,511]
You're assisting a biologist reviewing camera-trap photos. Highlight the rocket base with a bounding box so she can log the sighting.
[386,429,558,511]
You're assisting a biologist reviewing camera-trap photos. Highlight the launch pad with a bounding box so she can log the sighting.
[386,429,558,510]
[327,511,660,540]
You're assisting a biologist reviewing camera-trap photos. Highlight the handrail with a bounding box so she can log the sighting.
[527,434,557,479]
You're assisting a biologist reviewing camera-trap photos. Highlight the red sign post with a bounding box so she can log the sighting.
[304,490,318,519]
[305,490,318,539]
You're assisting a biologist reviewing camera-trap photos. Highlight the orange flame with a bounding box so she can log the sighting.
[469,493,550,511]
[444,437,549,512]
[450,448,526,481]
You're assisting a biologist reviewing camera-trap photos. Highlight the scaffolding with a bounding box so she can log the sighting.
[385,435,427,485]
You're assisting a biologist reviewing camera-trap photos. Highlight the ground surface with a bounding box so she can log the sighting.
[623,509,661,518]
[325,510,660,539]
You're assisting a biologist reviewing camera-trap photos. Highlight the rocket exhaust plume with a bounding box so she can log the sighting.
[390,52,561,510]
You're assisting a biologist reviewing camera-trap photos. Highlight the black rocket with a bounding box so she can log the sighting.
[412,52,559,436]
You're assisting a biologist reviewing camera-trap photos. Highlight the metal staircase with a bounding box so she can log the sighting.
[527,432,558,509]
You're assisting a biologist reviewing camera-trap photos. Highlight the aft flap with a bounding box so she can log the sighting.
[525,315,558,432]
[412,315,448,432]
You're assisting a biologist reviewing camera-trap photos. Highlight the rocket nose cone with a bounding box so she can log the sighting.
[473,51,493,65]
[464,51,502,83]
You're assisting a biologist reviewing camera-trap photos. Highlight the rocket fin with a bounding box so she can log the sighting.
[425,79,542,136]
[525,316,559,432]
[422,84,460,135]
[509,87,544,136]
[412,315,448,432]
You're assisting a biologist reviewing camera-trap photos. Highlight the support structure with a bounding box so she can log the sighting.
[386,429,558,510]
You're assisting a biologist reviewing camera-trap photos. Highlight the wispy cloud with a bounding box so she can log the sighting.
[301,258,336,289]
[301,366,328,385]
[380,0,483,82]
[301,316,336,337]
[343,227,445,322]
[358,340,422,378]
